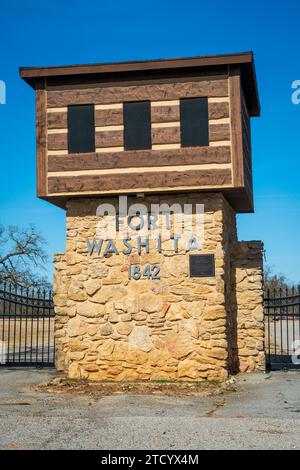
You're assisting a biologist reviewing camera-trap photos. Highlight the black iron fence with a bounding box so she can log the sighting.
[264,286,300,370]
[0,283,55,367]
[1,280,300,371]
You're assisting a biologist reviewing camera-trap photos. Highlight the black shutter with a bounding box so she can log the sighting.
[189,254,215,277]
[68,105,95,153]
[180,97,209,147]
[123,101,151,150]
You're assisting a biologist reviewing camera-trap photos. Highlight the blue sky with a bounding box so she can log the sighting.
[0,0,299,283]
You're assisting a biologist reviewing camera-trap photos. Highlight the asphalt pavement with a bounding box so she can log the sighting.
[0,368,299,450]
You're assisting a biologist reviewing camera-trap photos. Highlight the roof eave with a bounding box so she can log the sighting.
[19,51,260,116]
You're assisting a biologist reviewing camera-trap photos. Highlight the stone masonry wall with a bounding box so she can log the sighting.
[53,192,265,380]
[230,241,265,373]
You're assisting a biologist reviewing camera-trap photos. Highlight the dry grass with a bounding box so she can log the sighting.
[0,318,54,349]
[35,376,236,398]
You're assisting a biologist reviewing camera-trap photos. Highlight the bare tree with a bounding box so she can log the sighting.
[264,265,290,293]
[0,224,51,288]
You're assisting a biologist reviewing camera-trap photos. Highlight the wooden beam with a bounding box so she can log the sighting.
[151,127,180,145]
[48,168,232,194]
[209,123,231,142]
[47,79,229,107]
[20,52,254,79]
[229,66,244,188]
[47,146,232,172]
[36,79,47,197]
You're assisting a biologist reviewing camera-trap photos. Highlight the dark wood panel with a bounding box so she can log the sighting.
[123,101,151,150]
[48,168,232,194]
[180,97,209,147]
[48,146,231,172]
[151,105,179,123]
[36,80,47,197]
[209,124,230,142]
[208,101,229,119]
[47,79,229,107]
[223,188,254,214]
[95,129,123,148]
[68,105,95,154]
[151,126,180,145]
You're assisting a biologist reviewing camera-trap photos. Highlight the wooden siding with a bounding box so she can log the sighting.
[47,79,229,107]
[46,79,231,152]
[228,66,253,212]
[46,101,229,129]
[48,168,232,195]
[48,147,231,172]
[36,74,254,212]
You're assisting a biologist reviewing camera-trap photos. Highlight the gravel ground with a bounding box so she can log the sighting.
[0,368,299,450]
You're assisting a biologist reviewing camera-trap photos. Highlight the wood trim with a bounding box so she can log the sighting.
[48,146,232,172]
[41,187,253,213]
[48,128,67,134]
[94,103,122,110]
[49,163,232,177]
[36,79,47,196]
[151,100,179,107]
[95,125,123,131]
[48,168,232,194]
[20,52,260,116]
[20,52,254,78]
[209,118,230,125]
[229,66,244,187]
[208,97,229,103]
[47,107,67,113]
[152,122,180,128]
[209,141,231,147]
[152,144,180,150]
[48,150,68,155]
[96,146,124,153]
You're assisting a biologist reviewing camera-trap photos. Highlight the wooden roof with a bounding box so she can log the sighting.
[19,51,260,116]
